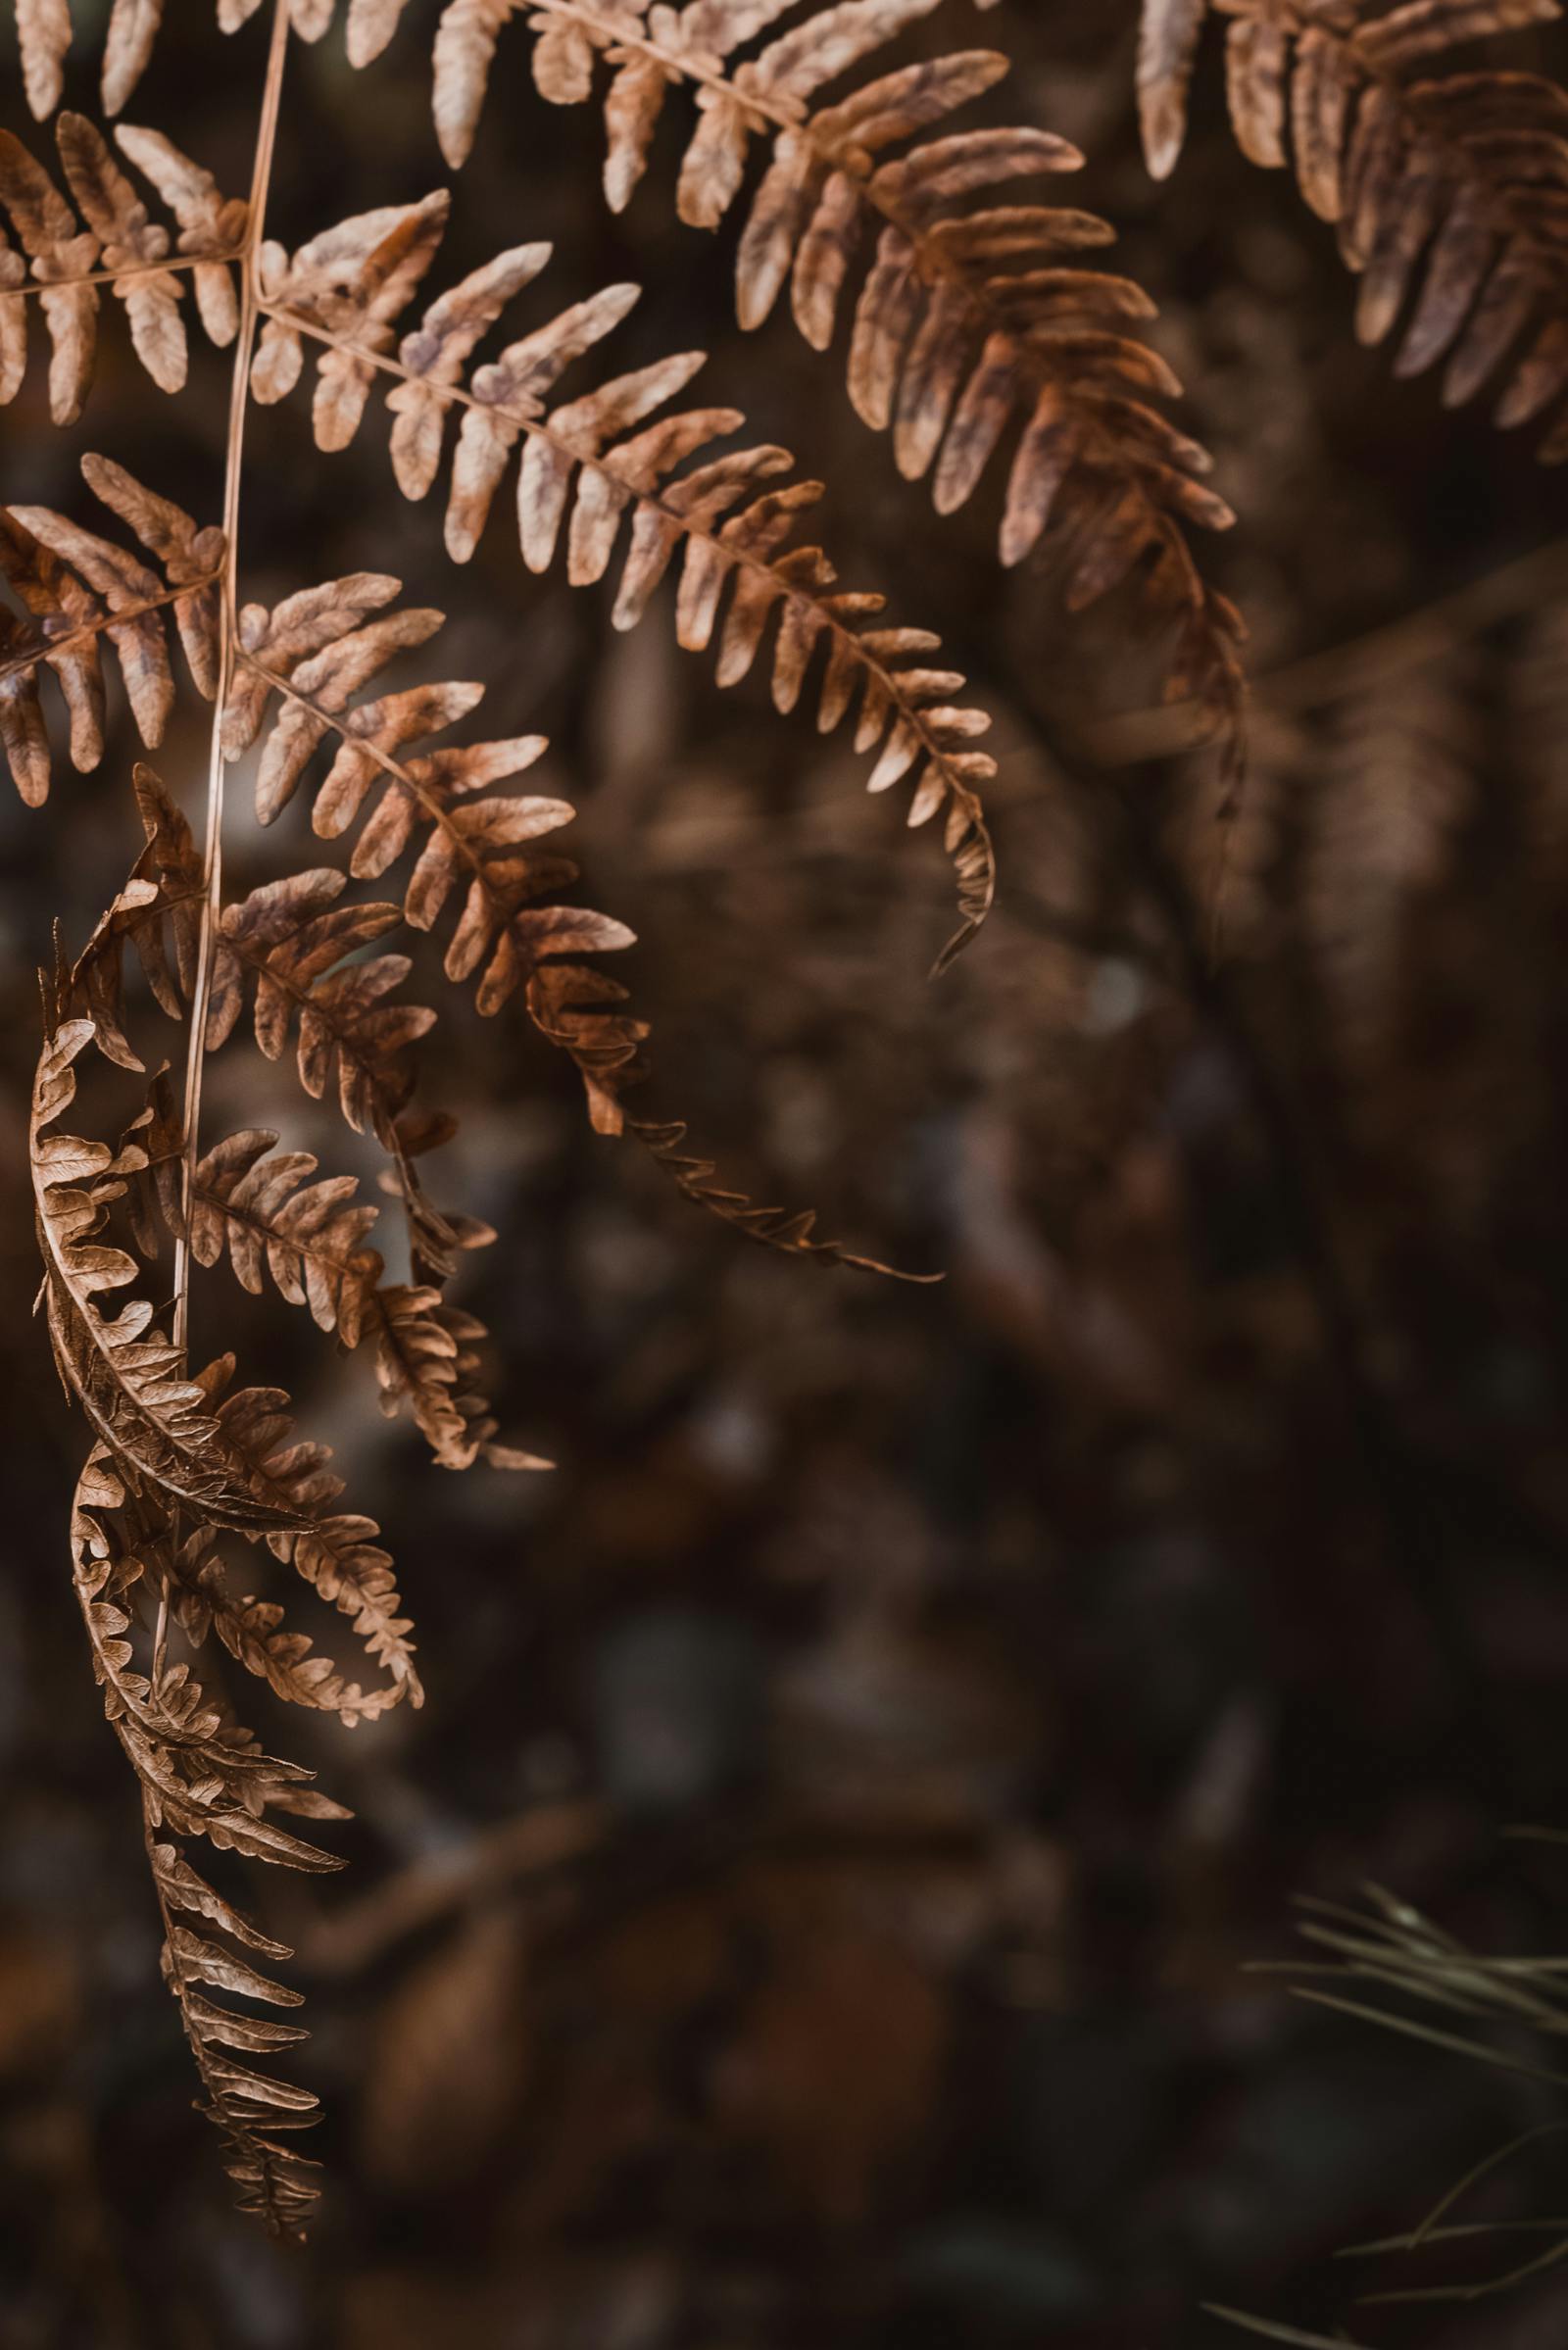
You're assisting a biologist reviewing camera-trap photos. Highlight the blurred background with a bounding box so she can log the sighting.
[6,2,1568,2343]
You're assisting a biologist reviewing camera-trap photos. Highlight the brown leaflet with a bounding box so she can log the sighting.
[0,456,223,803]
[0,116,243,421]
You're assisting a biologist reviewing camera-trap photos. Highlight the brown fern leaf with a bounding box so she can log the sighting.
[204,870,435,1147]
[15,0,74,119]
[251,205,999,963]
[0,456,224,805]
[91,1349,420,1722]
[1138,0,1568,457]
[524,960,931,1276]
[519,957,647,1138]
[31,1016,311,1533]
[202,1364,427,1704]
[59,764,434,1152]
[63,759,456,1256]
[368,1285,554,1467]
[73,1451,348,1860]
[224,580,639,1019]
[204,875,466,1274]
[180,1127,546,1471]
[187,1127,384,1339]
[1139,0,1210,183]
[627,1116,943,1277]
[0,114,244,417]
[71,1445,344,2235]
[325,1,1245,745]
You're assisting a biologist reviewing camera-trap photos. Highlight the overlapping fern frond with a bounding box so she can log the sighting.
[224,572,636,1021]
[244,193,999,965]
[4,0,1256,2238]
[72,1438,352,2232]
[1138,0,1568,456]
[20,0,1244,751]
[418,0,1245,743]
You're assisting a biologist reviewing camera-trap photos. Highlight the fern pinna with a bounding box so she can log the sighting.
[1138,0,1568,457]
[4,0,1243,2229]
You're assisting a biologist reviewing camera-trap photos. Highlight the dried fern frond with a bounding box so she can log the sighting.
[0,458,223,805]
[0,114,244,418]
[32,1015,311,1533]
[524,960,930,1273]
[249,200,998,965]
[1138,0,1568,457]
[65,759,471,1288]
[223,576,638,1024]
[21,0,981,2239]
[205,868,440,1143]
[622,1116,944,1279]
[48,957,430,2227]
[186,1362,427,1703]
[403,0,1244,742]
[72,1440,347,2233]
[178,1125,550,1471]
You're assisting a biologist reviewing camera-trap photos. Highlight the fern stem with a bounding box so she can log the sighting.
[172,0,293,1352]
[7,250,247,301]
[0,568,225,693]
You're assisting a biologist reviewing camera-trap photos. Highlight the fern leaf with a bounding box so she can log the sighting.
[625,1117,944,1278]
[524,962,931,1275]
[0,115,244,418]
[225,582,637,1021]
[340,0,1247,741]
[204,1368,427,1701]
[1138,0,1568,456]
[188,1127,383,1338]
[252,206,998,961]
[31,1018,310,1533]
[65,760,205,1066]
[65,763,461,1270]
[101,0,165,114]
[0,457,224,803]
[180,1126,546,1472]
[1139,0,1210,182]
[71,1448,342,2234]
[204,868,435,1143]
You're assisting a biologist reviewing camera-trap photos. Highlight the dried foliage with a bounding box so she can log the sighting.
[4,0,1182,2236]
[1139,0,1568,455]
[243,200,1000,964]
[15,0,1249,753]
[0,457,222,803]
[0,114,243,418]
[18,0,1565,2315]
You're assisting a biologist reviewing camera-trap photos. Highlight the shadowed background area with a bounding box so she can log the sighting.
[6,2,1568,2344]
